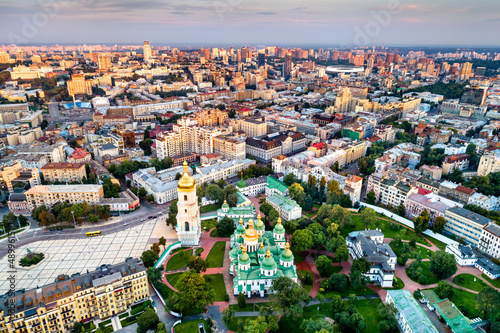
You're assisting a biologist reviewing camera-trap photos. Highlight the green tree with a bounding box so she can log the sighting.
[334,308,367,332]
[259,202,273,216]
[329,273,349,292]
[141,250,159,268]
[397,204,406,217]
[187,256,209,273]
[222,307,235,325]
[138,187,147,198]
[307,223,327,250]
[137,308,159,333]
[304,194,314,211]
[349,269,367,290]
[366,191,376,204]
[289,183,306,205]
[435,280,454,299]
[169,270,215,313]
[147,267,162,286]
[159,236,166,251]
[430,251,457,279]
[283,174,299,186]
[301,318,335,333]
[17,215,28,227]
[476,287,500,319]
[335,245,349,266]
[377,302,398,332]
[216,216,235,237]
[291,229,314,252]
[242,318,267,333]
[330,204,352,230]
[271,277,310,318]
[331,161,339,173]
[2,212,19,231]
[352,258,370,274]
[359,208,378,229]
[316,255,333,278]
[447,168,464,183]
[414,209,430,234]
[433,216,446,234]
[268,209,280,224]
[238,292,246,308]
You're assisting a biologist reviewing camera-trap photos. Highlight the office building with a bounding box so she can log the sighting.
[460,85,488,106]
[143,41,152,62]
[245,131,306,163]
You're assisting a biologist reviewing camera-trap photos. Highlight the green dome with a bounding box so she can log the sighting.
[280,243,294,262]
[236,223,245,234]
[273,219,285,234]
[237,180,247,188]
[254,215,264,230]
[239,251,250,263]
[236,234,244,244]
[222,200,229,209]
[260,250,277,271]
[257,243,266,255]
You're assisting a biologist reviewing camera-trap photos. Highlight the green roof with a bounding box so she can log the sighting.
[434,299,475,333]
[236,191,250,206]
[266,176,288,194]
[387,290,439,333]
[420,290,441,305]
[267,193,301,213]
[260,255,277,270]
[237,179,247,188]
[280,248,294,261]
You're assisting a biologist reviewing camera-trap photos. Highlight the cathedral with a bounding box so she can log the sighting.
[175,161,202,246]
[229,216,298,298]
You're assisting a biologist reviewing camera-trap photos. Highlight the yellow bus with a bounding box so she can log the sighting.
[86,231,101,237]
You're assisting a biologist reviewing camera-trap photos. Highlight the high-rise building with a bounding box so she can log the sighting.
[143,41,152,62]
[176,161,202,245]
[97,53,112,70]
[0,51,11,63]
[283,53,292,79]
[258,53,266,67]
[459,62,473,80]
[67,74,92,96]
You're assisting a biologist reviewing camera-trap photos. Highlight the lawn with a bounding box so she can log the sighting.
[453,274,488,292]
[206,241,226,267]
[278,303,334,333]
[405,261,439,285]
[389,241,434,260]
[201,218,218,231]
[304,210,317,218]
[204,274,226,301]
[445,287,479,318]
[298,270,313,293]
[425,235,448,250]
[165,272,182,289]
[166,249,192,270]
[322,285,377,298]
[354,299,383,333]
[342,214,431,247]
[482,273,500,288]
[175,319,211,333]
[200,204,220,214]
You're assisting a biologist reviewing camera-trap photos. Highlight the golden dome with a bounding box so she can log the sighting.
[178,161,195,192]
[243,219,259,242]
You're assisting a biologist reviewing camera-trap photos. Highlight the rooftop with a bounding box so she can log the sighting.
[387,290,439,333]
[446,206,493,226]
[25,185,103,194]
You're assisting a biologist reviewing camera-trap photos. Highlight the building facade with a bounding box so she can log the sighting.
[24,185,104,210]
[41,162,86,184]
[444,206,493,246]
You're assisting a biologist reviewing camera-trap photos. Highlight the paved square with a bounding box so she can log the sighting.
[0,220,159,294]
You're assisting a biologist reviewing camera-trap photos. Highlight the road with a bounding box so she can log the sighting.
[0,201,170,258]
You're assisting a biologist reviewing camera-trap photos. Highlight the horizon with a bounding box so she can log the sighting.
[1,0,499,47]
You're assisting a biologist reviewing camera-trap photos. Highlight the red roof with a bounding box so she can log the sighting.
[202,153,221,159]
[311,142,326,149]
[368,135,382,143]
[417,187,433,195]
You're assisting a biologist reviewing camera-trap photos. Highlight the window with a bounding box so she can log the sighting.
[184,195,188,201]
[185,222,190,231]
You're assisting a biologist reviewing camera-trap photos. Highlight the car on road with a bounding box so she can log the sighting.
[123,223,129,226]
[148,216,154,219]
[198,323,205,333]
[140,218,145,222]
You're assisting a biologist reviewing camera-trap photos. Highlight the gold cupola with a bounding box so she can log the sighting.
[178,161,195,192]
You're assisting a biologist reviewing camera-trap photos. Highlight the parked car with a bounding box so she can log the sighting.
[198,323,205,333]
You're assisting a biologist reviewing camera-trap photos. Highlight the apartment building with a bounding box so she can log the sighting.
[15,142,67,163]
[419,165,442,181]
[213,135,246,160]
[405,189,462,224]
[442,154,470,175]
[0,162,40,194]
[444,206,493,246]
[67,148,92,163]
[0,258,148,333]
[477,152,500,176]
[468,192,500,211]
[373,124,396,143]
[24,185,104,210]
[378,179,412,208]
[41,162,86,184]
[344,175,363,204]
[241,118,268,137]
[438,181,475,204]
[478,223,500,259]
[193,108,228,126]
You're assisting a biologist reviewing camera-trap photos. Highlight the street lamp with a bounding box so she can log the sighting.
[71,211,76,228]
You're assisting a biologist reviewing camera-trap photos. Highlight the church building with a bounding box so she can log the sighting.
[176,161,202,246]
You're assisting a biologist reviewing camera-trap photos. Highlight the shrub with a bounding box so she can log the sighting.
[238,292,246,308]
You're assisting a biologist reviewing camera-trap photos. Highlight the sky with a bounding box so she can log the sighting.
[0,0,499,47]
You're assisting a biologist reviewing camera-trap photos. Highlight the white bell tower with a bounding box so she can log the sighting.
[175,161,201,246]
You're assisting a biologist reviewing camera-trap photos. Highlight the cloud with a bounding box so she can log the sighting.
[484,18,500,22]
[257,12,277,15]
